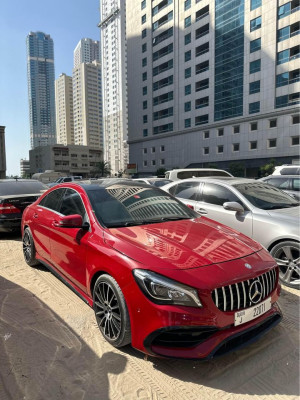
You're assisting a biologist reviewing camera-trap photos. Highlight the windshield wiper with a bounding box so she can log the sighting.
[106,216,191,228]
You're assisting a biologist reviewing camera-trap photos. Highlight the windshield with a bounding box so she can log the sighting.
[234,182,299,210]
[87,184,197,228]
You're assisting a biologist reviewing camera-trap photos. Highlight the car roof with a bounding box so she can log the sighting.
[53,180,149,192]
[0,179,48,196]
[262,175,299,179]
[164,177,256,186]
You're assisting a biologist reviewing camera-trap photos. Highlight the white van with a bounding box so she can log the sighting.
[165,168,233,181]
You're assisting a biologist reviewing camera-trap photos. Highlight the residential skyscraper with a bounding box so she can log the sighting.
[126,1,300,177]
[74,38,101,69]
[55,73,74,145]
[99,0,128,175]
[73,61,103,149]
[0,126,6,179]
[26,31,56,149]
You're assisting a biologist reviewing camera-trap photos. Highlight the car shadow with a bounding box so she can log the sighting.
[0,276,127,400]
[0,231,22,241]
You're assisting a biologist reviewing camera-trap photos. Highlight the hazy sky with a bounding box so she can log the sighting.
[0,0,100,176]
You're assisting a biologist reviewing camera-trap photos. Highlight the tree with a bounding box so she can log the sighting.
[229,162,245,177]
[155,168,166,177]
[260,159,277,177]
[93,161,111,177]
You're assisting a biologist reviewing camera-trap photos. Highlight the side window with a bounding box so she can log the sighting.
[267,177,289,189]
[59,189,87,219]
[63,177,72,182]
[280,167,298,175]
[292,178,300,191]
[172,182,200,200]
[39,188,65,212]
[202,183,241,206]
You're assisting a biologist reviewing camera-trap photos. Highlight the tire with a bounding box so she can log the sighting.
[270,241,300,290]
[22,227,40,267]
[93,274,131,347]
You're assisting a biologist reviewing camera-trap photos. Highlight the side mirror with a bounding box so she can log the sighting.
[53,214,89,229]
[223,201,244,214]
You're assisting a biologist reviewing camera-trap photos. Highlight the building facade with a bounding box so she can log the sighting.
[0,126,6,179]
[29,144,102,177]
[126,0,300,177]
[74,38,101,69]
[20,159,31,178]
[99,0,129,176]
[26,31,56,149]
[55,73,74,145]
[73,61,103,149]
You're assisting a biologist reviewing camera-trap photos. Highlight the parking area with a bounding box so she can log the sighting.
[0,233,299,400]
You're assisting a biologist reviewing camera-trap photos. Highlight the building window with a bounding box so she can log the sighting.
[152,0,173,16]
[184,0,191,11]
[143,115,148,123]
[185,16,191,28]
[195,78,209,91]
[233,143,240,152]
[160,145,165,151]
[153,11,173,31]
[278,2,291,20]
[153,43,173,61]
[250,59,261,73]
[185,67,191,78]
[152,160,156,166]
[233,125,240,134]
[153,123,173,135]
[276,93,300,108]
[195,115,208,125]
[185,33,191,45]
[143,86,147,95]
[185,84,191,95]
[142,29,147,38]
[276,49,289,65]
[204,131,210,139]
[142,43,147,53]
[196,60,209,74]
[143,129,148,137]
[250,122,258,131]
[217,145,224,153]
[250,141,257,150]
[292,114,300,124]
[277,26,290,42]
[195,96,209,109]
[276,72,289,87]
[153,75,173,91]
[268,139,277,148]
[141,0,146,10]
[153,27,173,46]
[185,118,191,128]
[249,101,260,114]
[292,136,300,145]
[196,5,209,21]
[249,80,260,94]
[204,147,209,155]
[160,159,165,165]
[142,57,147,67]
[151,147,155,153]
[153,59,173,76]
[142,72,147,81]
[218,128,224,136]
[143,160,148,167]
[250,16,262,32]
[195,42,209,57]
[143,148,147,154]
[153,107,173,120]
[250,38,261,53]
[184,101,191,112]
[195,23,209,39]
[143,100,148,109]
[269,119,277,128]
[153,91,173,105]
[251,0,261,11]
[142,14,146,24]
[185,50,191,62]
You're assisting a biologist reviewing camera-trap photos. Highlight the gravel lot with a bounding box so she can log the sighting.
[0,233,299,400]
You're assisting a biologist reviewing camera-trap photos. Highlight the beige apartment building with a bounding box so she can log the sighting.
[72,61,103,150]
[55,73,74,145]
[126,0,300,177]
[0,126,6,178]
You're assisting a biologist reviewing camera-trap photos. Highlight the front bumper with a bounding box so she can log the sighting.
[0,217,22,232]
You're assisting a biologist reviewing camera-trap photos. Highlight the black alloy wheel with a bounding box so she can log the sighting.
[270,241,300,289]
[93,274,131,347]
[22,228,40,267]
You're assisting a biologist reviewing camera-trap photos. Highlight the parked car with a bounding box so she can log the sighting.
[272,165,300,175]
[47,176,83,187]
[162,178,300,289]
[133,177,172,187]
[0,179,48,233]
[259,175,300,200]
[165,168,233,181]
[22,181,282,359]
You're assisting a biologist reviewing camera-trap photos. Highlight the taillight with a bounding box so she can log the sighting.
[0,203,21,214]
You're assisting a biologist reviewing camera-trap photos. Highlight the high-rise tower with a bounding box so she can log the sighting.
[26,31,56,148]
[55,73,74,145]
[74,38,101,68]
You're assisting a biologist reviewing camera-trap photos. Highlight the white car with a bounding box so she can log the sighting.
[272,165,300,175]
[132,178,172,187]
[165,168,233,181]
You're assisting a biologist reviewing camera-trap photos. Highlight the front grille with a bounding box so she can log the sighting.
[212,267,278,312]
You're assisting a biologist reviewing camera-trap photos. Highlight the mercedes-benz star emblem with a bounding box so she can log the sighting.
[249,280,263,304]
[245,263,252,269]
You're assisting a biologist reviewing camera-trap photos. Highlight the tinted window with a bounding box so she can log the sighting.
[39,188,65,212]
[59,189,86,218]
[152,179,172,187]
[63,177,72,182]
[202,183,241,206]
[0,180,48,196]
[292,178,300,191]
[280,167,299,175]
[171,182,200,200]
[267,177,290,189]
[177,170,230,179]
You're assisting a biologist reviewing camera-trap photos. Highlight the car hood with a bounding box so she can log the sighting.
[266,205,300,223]
[103,217,262,270]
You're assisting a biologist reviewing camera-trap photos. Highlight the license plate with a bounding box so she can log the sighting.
[234,298,271,326]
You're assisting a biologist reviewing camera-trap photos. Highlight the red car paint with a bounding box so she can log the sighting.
[22,183,282,359]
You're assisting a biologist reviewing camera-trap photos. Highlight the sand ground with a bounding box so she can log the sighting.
[0,233,299,400]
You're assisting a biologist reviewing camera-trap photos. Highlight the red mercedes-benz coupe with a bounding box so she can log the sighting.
[22,182,282,359]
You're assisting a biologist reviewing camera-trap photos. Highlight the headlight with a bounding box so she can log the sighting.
[133,269,202,307]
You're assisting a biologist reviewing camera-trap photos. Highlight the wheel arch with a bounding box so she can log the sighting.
[267,238,300,252]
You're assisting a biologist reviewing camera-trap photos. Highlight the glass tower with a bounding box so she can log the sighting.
[26,32,56,149]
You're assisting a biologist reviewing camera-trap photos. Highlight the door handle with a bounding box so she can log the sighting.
[52,220,60,227]
[196,208,208,215]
